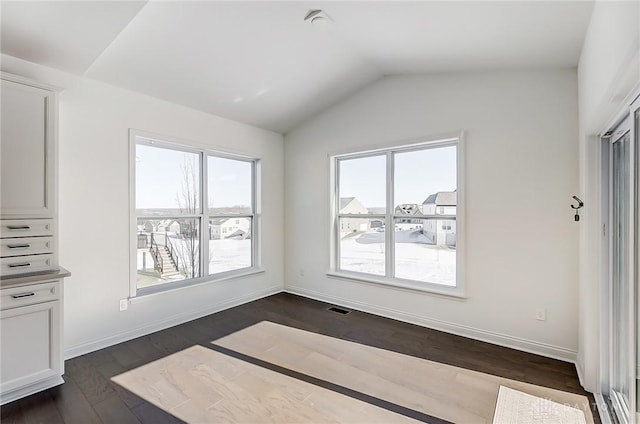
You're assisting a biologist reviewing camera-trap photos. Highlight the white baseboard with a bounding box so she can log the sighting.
[65,284,578,366]
[575,360,586,388]
[286,285,578,363]
[64,285,281,359]
[0,376,64,406]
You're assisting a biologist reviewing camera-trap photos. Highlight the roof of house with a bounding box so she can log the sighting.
[422,191,457,206]
[339,197,355,210]
[210,217,250,226]
[367,207,386,215]
[395,204,423,215]
[423,194,437,205]
[159,219,179,227]
[226,228,248,239]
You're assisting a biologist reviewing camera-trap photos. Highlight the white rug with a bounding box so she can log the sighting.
[493,386,587,424]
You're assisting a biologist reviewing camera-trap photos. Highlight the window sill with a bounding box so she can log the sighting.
[326,271,466,300]
[131,267,266,303]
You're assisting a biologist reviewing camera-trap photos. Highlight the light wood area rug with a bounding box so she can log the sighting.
[493,386,587,424]
[112,321,595,423]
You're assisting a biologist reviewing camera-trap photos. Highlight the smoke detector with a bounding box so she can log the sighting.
[304,9,332,25]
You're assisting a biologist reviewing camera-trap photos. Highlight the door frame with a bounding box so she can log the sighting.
[600,94,639,424]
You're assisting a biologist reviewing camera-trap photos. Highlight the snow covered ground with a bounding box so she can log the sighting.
[137,227,455,289]
[340,228,456,286]
[137,237,251,288]
[209,238,251,274]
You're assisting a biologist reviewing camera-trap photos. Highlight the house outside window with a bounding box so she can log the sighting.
[131,131,259,296]
[330,136,463,296]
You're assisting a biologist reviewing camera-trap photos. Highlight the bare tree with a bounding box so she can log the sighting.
[175,155,200,279]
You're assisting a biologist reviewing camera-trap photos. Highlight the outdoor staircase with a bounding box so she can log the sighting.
[158,247,180,277]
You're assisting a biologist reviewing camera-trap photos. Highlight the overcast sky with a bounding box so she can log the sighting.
[339,145,457,209]
[136,144,251,210]
[136,143,456,212]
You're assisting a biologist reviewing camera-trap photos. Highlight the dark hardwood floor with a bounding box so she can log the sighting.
[0,293,600,423]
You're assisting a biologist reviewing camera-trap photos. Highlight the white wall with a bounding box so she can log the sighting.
[284,71,580,360]
[576,1,640,392]
[1,54,285,357]
[578,2,640,137]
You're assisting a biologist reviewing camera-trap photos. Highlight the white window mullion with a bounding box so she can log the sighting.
[251,161,260,267]
[251,213,256,268]
[386,151,394,278]
[335,159,342,270]
[201,152,208,277]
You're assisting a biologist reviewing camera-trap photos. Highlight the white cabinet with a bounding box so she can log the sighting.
[0,77,56,218]
[0,279,64,405]
[0,301,61,393]
[0,72,68,405]
[1,73,60,275]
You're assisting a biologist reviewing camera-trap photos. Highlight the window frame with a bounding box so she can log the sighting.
[129,129,262,298]
[328,134,465,298]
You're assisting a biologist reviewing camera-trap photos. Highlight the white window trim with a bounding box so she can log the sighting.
[328,132,466,298]
[128,129,262,299]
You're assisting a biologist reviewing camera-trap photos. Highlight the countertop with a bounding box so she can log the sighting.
[1,267,71,288]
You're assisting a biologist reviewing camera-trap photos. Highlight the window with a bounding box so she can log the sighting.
[331,137,462,294]
[132,133,258,295]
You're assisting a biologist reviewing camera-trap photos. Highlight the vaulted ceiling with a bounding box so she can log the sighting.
[1,1,594,133]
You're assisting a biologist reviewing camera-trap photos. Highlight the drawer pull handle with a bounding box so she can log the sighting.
[7,244,30,249]
[8,263,31,268]
[11,292,35,299]
[6,225,31,230]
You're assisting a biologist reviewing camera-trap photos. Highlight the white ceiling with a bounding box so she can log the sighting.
[1,1,147,74]
[1,1,594,133]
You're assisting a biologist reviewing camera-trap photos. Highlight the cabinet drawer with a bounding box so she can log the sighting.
[0,281,59,311]
[0,254,54,277]
[1,237,53,257]
[0,220,53,238]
